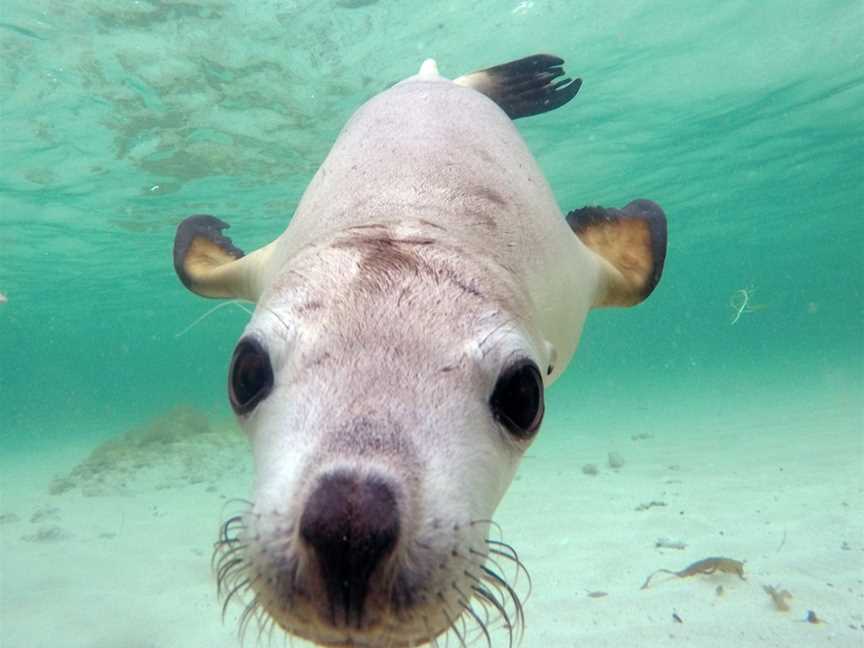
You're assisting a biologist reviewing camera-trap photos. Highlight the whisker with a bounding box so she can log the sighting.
[214,543,240,570]
[468,578,513,643]
[469,547,510,588]
[455,579,495,648]
[257,603,276,647]
[469,518,503,541]
[222,577,251,619]
[458,598,492,648]
[216,557,247,594]
[463,584,492,630]
[480,565,525,641]
[440,599,467,648]
[484,538,517,561]
[486,543,532,598]
[175,300,253,338]
[218,519,245,541]
[214,541,248,566]
[467,548,505,601]
[238,594,262,645]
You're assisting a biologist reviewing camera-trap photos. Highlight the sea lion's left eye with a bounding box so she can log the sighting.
[228,338,274,415]
[490,359,545,439]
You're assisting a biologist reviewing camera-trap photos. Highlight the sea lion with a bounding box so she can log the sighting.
[173,54,666,647]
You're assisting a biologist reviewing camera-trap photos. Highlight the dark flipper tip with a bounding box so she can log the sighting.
[173,215,245,291]
[460,53,582,120]
[567,200,667,306]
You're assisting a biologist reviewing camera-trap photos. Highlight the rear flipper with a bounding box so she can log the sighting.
[455,54,582,119]
[567,200,667,307]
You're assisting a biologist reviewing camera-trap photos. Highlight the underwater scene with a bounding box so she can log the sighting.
[1,1,862,647]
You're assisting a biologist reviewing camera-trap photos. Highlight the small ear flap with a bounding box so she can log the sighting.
[173,215,269,302]
[566,199,667,307]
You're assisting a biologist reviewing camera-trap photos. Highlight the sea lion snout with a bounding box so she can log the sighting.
[298,470,401,626]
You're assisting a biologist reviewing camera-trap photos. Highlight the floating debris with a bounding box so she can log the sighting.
[607,451,625,469]
[581,463,599,476]
[729,286,768,324]
[655,537,687,550]
[636,500,667,512]
[763,584,793,612]
[641,556,746,590]
[22,525,68,543]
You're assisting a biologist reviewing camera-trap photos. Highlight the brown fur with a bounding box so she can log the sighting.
[332,230,485,299]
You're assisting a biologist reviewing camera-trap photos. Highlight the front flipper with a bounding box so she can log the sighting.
[567,200,667,307]
[173,215,271,302]
[454,54,582,119]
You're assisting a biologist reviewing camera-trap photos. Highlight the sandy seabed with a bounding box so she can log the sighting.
[1,391,861,648]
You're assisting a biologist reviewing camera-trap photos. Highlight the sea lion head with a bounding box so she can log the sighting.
[216,232,546,646]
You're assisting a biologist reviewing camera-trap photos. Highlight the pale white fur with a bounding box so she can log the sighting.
[228,60,608,645]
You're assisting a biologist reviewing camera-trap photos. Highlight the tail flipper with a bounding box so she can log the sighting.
[455,54,582,119]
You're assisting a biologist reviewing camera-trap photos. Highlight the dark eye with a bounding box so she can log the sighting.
[228,338,274,415]
[490,359,545,438]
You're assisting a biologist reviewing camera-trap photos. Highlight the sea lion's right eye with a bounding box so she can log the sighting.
[490,359,545,439]
[228,338,274,415]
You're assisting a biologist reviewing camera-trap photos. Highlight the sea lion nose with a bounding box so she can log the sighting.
[299,470,400,626]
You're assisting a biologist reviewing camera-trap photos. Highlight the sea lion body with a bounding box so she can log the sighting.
[173,56,666,646]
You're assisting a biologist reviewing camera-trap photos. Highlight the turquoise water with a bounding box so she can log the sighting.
[1,2,862,647]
